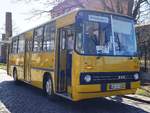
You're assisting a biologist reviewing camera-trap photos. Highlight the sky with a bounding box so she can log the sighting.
[0,0,149,40]
[0,0,52,39]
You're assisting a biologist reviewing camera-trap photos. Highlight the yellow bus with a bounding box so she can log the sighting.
[8,9,140,101]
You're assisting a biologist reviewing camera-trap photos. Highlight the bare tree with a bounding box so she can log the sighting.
[100,0,150,23]
[14,0,150,23]
[0,21,20,38]
[133,0,150,23]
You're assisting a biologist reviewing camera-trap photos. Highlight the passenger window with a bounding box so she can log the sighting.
[60,30,66,50]
[60,25,75,52]
[12,37,18,54]
[27,40,32,52]
[43,23,55,52]
[33,27,44,52]
[18,35,25,53]
[10,40,13,54]
[66,29,74,52]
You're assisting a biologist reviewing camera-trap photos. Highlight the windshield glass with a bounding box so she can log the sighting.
[112,16,137,56]
[75,12,137,56]
[76,14,113,55]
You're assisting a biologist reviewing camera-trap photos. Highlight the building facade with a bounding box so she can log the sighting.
[0,43,1,61]
[0,34,7,63]
[51,0,129,18]
[0,12,12,63]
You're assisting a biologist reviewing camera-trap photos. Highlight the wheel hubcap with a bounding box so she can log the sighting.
[46,79,52,95]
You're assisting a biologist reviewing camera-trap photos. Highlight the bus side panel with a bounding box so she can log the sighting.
[9,54,16,76]
[9,54,13,76]
[31,69,55,90]
[71,52,81,99]
[31,69,45,88]
[9,54,22,78]
[17,53,25,80]
[30,52,55,89]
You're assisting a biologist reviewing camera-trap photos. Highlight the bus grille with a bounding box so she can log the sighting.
[80,72,139,85]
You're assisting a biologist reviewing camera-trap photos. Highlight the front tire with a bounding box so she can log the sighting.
[44,76,54,99]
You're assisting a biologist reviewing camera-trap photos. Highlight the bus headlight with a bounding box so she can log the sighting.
[134,73,139,80]
[84,75,92,83]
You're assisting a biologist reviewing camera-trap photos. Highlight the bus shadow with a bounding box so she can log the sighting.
[0,80,149,113]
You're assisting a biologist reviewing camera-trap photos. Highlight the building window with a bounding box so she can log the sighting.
[43,22,55,52]
[33,26,44,52]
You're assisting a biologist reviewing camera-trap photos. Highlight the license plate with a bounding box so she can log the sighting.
[109,83,125,90]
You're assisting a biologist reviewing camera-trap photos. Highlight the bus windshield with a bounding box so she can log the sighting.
[75,12,137,56]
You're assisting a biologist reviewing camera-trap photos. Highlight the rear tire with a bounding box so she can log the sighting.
[13,69,20,84]
[44,76,55,99]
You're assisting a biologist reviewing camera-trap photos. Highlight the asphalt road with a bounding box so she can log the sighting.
[0,69,150,113]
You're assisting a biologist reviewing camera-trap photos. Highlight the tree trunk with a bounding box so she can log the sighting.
[127,0,134,16]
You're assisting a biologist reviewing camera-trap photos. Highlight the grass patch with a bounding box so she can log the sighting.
[0,63,6,70]
[136,88,150,97]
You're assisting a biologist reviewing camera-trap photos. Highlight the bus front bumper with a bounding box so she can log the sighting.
[72,81,140,101]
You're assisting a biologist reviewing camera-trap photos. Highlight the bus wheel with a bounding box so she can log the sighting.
[13,69,19,84]
[44,76,54,98]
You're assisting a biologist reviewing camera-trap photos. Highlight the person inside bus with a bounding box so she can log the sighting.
[87,27,98,45]
[67,32,74,54]
[83,26,98,54]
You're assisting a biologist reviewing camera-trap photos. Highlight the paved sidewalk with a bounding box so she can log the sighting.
[0,101,10,113]
[124,94,150,104]
[0,69,12,82]
[0,69,7,74]
[141,86,150,92]
[128,94,150,101]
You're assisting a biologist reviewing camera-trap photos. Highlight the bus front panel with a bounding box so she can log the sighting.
[71,10,140,101]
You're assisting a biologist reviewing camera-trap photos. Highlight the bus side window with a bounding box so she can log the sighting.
[61,30,66,50]
[33,26,44,52]
[18,35,25,53]
[10,40,13,54]
[27,40,32,52]
[43,22,55,52]
[66,28,74,53]
[12,37,18,54]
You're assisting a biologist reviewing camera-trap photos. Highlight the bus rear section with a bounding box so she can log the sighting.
[70,10,140,101]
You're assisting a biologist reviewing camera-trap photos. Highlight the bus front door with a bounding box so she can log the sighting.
[57,27,74,93]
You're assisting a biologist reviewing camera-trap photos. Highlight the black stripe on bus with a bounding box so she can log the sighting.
[31,67,54,72]
[12,64,23,67]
